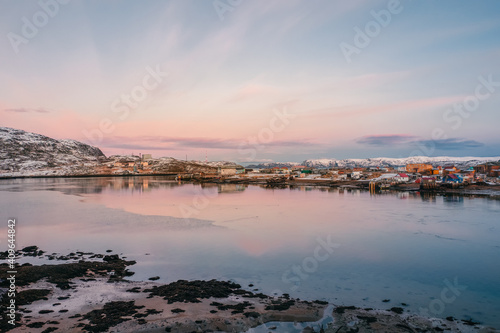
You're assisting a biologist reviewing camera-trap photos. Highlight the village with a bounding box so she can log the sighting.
[214,161,500,190]
[102,154,500,192]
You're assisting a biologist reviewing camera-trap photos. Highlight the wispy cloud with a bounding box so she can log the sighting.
[4,107,50,113]
[1,1,499,160]
[358,135,484,151]
[357,134,417,146]
[415,138,484,150]
[101,136,317,151]
[228,83,279,103]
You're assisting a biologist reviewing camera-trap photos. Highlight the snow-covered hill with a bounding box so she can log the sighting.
[2,127,498,177]
[246,162,300,169]
[0,127,239,177]
[248,156,500,169]
[0,127,105,174]
[193,160,243,168]
[302,156,500,169]
[147,157,223,174]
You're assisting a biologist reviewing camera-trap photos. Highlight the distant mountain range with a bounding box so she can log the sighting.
[1,127,498,177]
[247,156,500,169]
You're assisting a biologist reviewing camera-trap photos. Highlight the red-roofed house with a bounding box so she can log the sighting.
[442,174,463,184]
[395,173,410,182]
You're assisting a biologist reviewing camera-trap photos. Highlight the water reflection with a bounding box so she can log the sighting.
[0,176,189,196]
[0,177,497,205]
[0,177,499,328]
[443,195,465,205]
[217,184,247,193]
[420,192,437,203]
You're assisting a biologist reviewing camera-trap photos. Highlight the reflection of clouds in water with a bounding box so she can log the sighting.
[416,218,427,225]
[0,189,218,231]
[413,231,466,242]
[434,235,465,242]
[0,176,189,196]
[2,177,500,328]
[81,211,218,232]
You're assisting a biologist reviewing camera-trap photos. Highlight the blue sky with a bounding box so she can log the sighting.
[1,0,499,162]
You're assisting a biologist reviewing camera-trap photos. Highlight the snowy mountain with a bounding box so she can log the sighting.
[0,127,105,174]
[0,127,237,177]
[193,160,244,168]
[245,162,300,169]
[1,127,498,177]
[146,157,223,174]
[302,156,500,169]
[247,156,500,169]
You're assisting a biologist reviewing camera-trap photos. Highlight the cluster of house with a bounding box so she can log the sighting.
[219,162,500,184]
[402,162,500,184]
[104,153,500,185]
[108,154,153,171]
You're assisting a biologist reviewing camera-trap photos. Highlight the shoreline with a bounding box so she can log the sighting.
[1,249,499,332]
[0,173,179,180]
[1,173,500,199]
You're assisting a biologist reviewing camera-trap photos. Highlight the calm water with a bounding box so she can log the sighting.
[1,177,499,328]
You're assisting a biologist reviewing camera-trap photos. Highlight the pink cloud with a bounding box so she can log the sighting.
[2,106,93,141]
[228,83,279,103]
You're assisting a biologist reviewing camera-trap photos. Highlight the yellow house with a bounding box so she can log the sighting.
[443,166,458,175]
[406,164,433,173]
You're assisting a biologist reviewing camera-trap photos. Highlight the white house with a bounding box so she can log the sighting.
[375,173,398,181]
[333,174,348,181]
[394,173,410,182]
[351,171,362,180]
[218,166,237,176]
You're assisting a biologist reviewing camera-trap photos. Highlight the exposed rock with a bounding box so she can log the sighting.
[82,301,142,332]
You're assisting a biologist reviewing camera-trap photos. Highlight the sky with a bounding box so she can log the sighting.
[1,0,500,163]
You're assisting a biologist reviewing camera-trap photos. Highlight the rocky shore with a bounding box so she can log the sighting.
[1,247,499,332]
[1,248,327,332]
